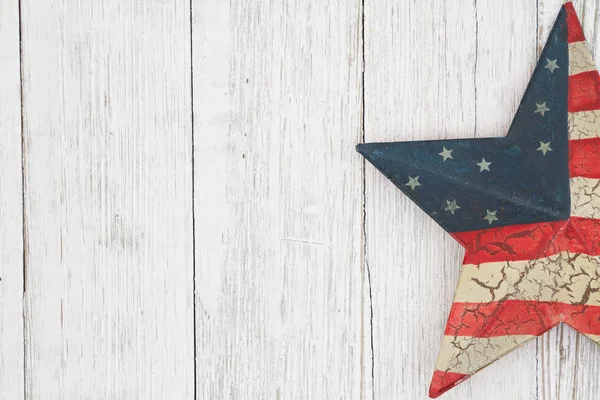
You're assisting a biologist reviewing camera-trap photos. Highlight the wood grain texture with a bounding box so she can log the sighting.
[364,0,539,398]
[20,1,194,398]
[192,1,365,398]
[12,0,600,398]
[0,0,24,398]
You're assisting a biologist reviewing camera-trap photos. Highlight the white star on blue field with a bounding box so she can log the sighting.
[357,13,570,233]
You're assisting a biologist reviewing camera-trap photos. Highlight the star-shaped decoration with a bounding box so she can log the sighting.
[483,209,498,225]
[356,3,600,398]
[545,58,560,73]
[535,102,551,116]
[537,141,553,155]
[439,147,453,161]
[405,176,421,191]
[445,199,460,215]
[477,158,492,172]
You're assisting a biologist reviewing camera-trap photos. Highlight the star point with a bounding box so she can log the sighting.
[445,199,460,215]
[477,158,492,172]
[537,141,553,155]
[483,209,499,225]
[405,176,421,191]
[535,102,550,116]
[545,58,560,73]
[438,147,453,162]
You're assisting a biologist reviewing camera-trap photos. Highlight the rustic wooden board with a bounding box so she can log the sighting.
[192,0,365,398]
[20,1,194,398]
[364,0,539,398]
[0,0,24,398]
[12,0,600,398]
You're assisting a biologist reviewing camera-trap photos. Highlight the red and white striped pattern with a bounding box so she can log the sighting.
[429,3,600,397]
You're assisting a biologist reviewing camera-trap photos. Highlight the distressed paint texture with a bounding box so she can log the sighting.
[360,2,600,398]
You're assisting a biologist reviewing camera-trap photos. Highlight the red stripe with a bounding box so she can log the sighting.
[565,306,600,334]
[569,217,600,255]
[565,2,586,43]
[429,371,469,399]
[453,220,564,264]
[570,138,600,178]
[445,300,600,337]
[453,218,600,264]
[569,71,600,113]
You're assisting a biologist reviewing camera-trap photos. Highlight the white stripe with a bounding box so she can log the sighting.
[455,252,600,305]
[435,335,535,375]
[569,111,600,140]
[571,176,600,219]
[569,41,597,76]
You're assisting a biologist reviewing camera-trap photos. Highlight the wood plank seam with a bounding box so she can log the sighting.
[18,0,27,398]
[189,0,198,398]
[359,0,375,399]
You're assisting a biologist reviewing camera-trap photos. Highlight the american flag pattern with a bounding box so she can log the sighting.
[357,2,600,398]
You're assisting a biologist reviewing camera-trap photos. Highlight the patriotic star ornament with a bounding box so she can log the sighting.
[358,3,600,398]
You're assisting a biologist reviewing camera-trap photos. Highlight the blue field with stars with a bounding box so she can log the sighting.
[357,9,570,233]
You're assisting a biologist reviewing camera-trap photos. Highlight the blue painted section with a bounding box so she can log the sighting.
[358,8,570,233]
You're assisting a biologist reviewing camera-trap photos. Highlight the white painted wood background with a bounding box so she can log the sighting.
[2,0,600,399]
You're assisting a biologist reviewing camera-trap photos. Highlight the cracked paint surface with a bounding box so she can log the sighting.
[571,177,600,218]
[569,41,596,75]
[456,252,600,305]
[358,2,600,398]
[568,110,600,139]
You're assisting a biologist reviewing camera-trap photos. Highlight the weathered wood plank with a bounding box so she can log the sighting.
[20,1,194,398]
[192,1,365,398]
[0,0,24,398]
[364,1,538,398]
[537,2,600,399]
